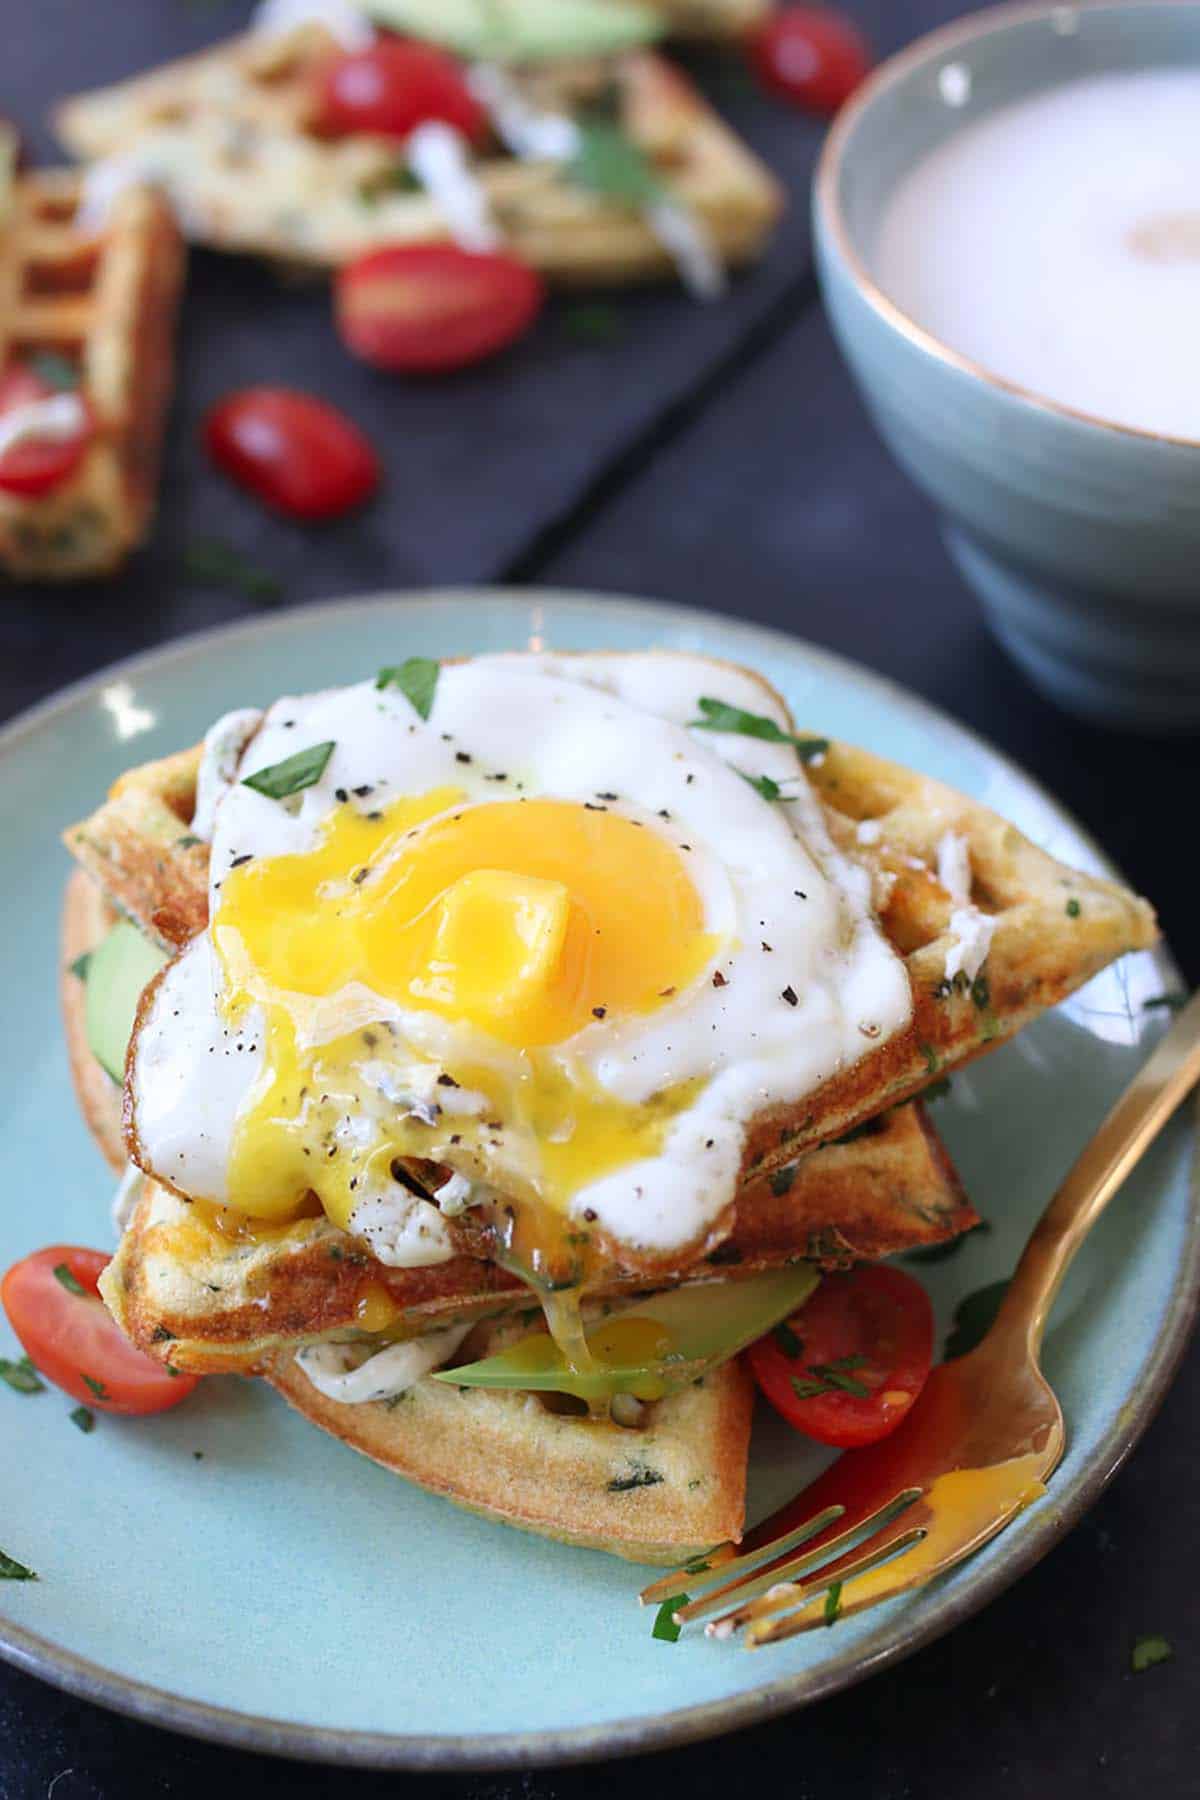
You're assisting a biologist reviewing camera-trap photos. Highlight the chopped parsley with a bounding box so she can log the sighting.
[791,1353,870,1400]
[562,301,626,345]
[0,1355,44,1395]
[68,951,92,981]
[81,1373,110,1401]
[242,740,335,801]
[1065,898,1081,918]
[690,698,828,763]
[824,1581,843,1626]
[70,1406,95,1434]
[376,656,439,720]
[570,117,663,211]
[740,770,784,802]
[651,1592,689,1643]
[773,1320,803,1359]
[356,161,421,205]
[919,1043,940,1075]
[53,1262,86,1297]
[26,349,79,391]
[607,1465,664,1493]
[1144,993,1188,1013]
[0,1549,36,1581]
[1131,1634,1172,1673]
[183,537,282,603]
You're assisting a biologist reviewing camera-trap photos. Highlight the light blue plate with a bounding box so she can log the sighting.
[0,591,1195,1770]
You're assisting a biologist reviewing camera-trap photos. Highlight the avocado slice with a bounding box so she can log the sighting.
[84,920,168,1083]
[437,1264,821,1401]
[367,0,663,63]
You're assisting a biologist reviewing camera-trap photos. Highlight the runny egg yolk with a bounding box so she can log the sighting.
[212,791,721,1230]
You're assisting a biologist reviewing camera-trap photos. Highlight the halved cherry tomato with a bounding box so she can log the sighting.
[2,1246,199,1415]
[337,244,544,373]
[204,387,380,520]
[749,7,872,116]
[0,364,93,499]
[747,1264,933,1448]
[316,39,486,143]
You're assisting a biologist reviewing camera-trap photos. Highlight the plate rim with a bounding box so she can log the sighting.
[2,585,1196,1773]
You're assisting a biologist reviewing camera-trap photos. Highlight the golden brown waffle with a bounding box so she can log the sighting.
[56,32,783,283]
[639,0,769,35]
[93,1102,971,1373]
[0,170,183,579]
[267,1325,754,1563]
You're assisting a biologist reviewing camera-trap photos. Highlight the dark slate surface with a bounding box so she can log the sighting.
[3,0,1199,1795]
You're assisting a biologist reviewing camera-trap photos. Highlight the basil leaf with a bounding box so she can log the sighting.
[376,656,439,720]
[53,1262,86,1297]
[691,698,828,762]
[1132,1634,1172,1673]
[570,119,663,211]
[651,1592,689,1643]
[0,1355,44,1395]
[0,1549,36,1580]
[70,1405,95,1433]
[242,741,335,801]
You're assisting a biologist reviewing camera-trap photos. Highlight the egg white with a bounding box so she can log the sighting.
[128,654,911,1259]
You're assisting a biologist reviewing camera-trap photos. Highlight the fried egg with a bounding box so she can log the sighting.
[127,653,911,1300]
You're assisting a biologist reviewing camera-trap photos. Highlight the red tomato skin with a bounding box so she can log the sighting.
[747,1264,934,1449]
[204,388,380,520]
[2,1246,199,1415]
[749,7,872,116]
[336,245,544,374]
[316,40,486,143]
[0,366,94,499]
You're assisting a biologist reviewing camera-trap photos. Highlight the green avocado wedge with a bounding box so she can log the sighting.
[436,1264,820,1401]
[84,920,168,1083]
[367,0,663,63]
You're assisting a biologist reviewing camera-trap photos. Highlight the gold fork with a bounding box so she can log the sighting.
[641,989,1200,1646]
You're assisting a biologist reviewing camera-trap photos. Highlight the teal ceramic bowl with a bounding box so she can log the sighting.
[814,1,1200,731]
[0,591,1195,1768]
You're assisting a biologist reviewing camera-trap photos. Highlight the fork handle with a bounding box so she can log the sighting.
[992,987,1200,1355]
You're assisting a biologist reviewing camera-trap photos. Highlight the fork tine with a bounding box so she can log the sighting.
[638,1506,843,1610]
[637,1541,740,1608]
[686,1487,922,1629]
[744,1526,929,1647]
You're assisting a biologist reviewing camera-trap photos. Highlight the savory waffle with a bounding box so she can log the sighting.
[55,31,783,283]
[268,1319,754,1562]
[63,651,1157,1219]
[0,169,182,579]
[640,0,769,35]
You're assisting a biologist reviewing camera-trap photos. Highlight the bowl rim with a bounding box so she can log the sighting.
[814,0,1200,454]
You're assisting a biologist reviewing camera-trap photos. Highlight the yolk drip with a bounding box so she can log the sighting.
[211,792,719,1237]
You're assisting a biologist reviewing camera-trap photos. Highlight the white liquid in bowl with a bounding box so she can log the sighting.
[871,71,1200,440]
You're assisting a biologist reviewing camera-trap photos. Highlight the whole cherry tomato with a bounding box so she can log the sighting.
[0,363,93,499]
[749,7,872,116]
[747,1264,934,1448]
[336,244,544,373]
[204,387,380,519]
[2,1246,200,1415]
[316,39,486,143]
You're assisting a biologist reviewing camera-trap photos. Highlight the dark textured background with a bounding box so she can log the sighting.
[3,2,1198,1795]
